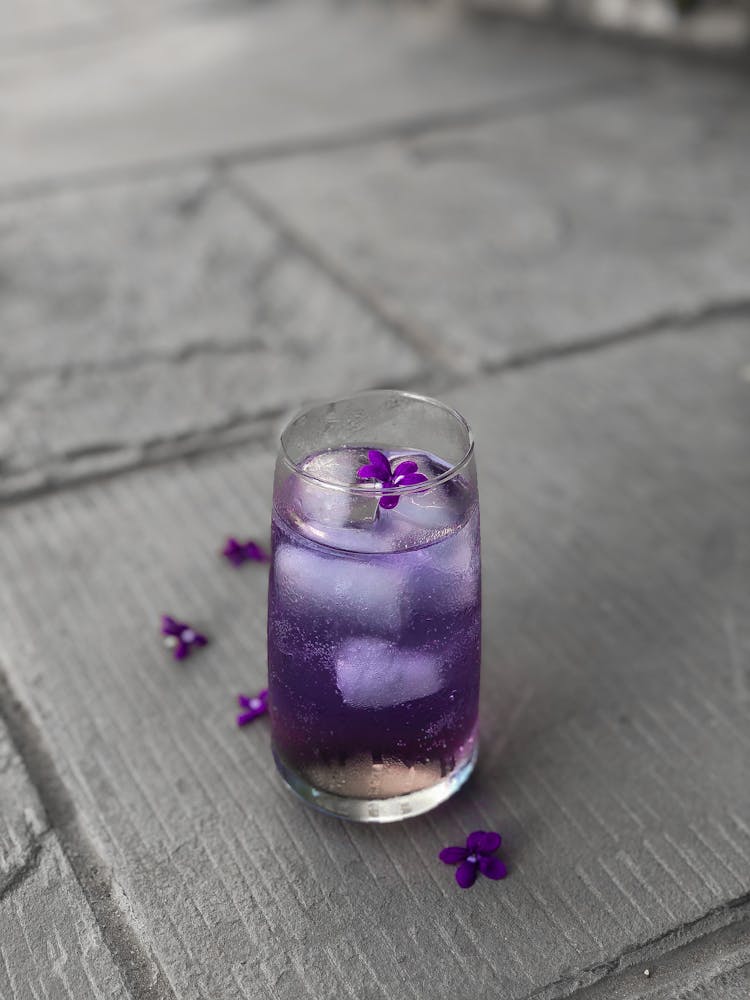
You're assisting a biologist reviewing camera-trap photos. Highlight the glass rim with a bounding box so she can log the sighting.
[279,389,475,496]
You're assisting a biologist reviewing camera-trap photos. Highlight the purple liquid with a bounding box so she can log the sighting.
[268,448,480,802]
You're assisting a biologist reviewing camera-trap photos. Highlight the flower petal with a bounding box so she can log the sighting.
[237,691,269,725]
[193,633,208,647]
[246,543,270,562]
[238,689,268,710]
[439,846,469,865]
[455,860,478,889]
[161,615,181,635]
[478,855,507,880]
[378,494,400,509]
[394,473,429,487]
[173,641,189,660]
[473,831,502,854]
[391,460,418,478]
[367,450,392,478]
[357,464,386,481]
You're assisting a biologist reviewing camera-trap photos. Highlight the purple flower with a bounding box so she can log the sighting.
[356,449,428,510]
[161,615,208,660]
[222,538,270,567]
[439,831,507,889]
[237,689,269,726]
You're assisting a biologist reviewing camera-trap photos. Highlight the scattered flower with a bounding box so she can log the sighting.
[439,830,507,889]
[356,449,428,510]
[237,689,269,726]
[161,615,207,660]
[222,537,270,566]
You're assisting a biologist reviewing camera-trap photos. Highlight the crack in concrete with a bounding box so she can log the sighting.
[60,441,126,461]
[2,234,289,390]
[0,365,435,507]
[4,287,747,420]
[0,827,51,901]
[227,183,750,387]
[482,296,750,379]
[0,73,643,208]
[0,669,178,1000]
[524,893,750,1000]
[0,407,281,506]
[1,295,748,507]
[227,176,459,373]
[8,336,272,386]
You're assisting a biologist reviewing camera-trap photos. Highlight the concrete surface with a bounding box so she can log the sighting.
[0,0,648,190]
[465,0,750,51]
[0,171,422,499]
[0,716,131,998]
[238,78,750,371]
[0,839,132,1000]
[1,2,749,999]
[0,718,46,895]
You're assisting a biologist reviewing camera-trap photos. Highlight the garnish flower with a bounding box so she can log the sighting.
[237,689,269,726]
[439,831,507,889]
[161,615,207,660]
[356,450,428,509]
[222,538,270,566]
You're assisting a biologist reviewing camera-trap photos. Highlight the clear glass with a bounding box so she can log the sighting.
[267,390,480,822]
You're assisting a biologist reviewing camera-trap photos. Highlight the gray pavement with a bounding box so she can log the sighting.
[1,2,749,999]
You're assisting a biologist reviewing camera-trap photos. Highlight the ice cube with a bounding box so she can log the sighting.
[335,637,443,709]
[274,545,405,634]
[280,450,383,545]
[407,526,480,615]
[301,449,366,486]
[391,492,452,532]
[429,525,477,578]
[294,476,380,532]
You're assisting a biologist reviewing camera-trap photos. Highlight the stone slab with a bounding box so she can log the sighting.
[0,170,423,498]
[565,906,750,999]
[466,0,750,51]
[0,0,651,189]
[0,1,200,52]
[678,963,750,999]
[0,0,104,49]
[0,716,47,897]
[0,713,130,998]
[0,836,132,1000]
[239,71,750,373]
[0,317,749,998]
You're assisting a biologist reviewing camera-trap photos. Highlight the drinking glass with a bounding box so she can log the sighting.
[267,390,480,822]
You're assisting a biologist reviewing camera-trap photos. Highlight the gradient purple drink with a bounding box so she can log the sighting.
[268,436,481,821]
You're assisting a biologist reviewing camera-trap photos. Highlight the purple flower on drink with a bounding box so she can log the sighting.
[161,615,208,660]
[222,537,270,566]
[439,830,507,889]
[356,449,428,509]
[237,689,269,726]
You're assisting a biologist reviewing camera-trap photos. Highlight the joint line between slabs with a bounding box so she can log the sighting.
[0,667,179,1000]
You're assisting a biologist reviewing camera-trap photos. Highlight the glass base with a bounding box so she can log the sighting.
[272,742,478,823]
